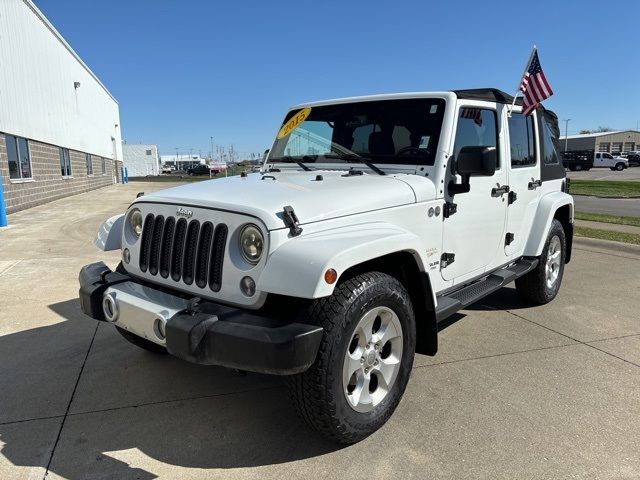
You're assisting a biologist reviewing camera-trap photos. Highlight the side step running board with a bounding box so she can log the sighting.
[435,258,538,322]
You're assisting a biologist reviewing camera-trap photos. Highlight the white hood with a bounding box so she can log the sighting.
[137,170,434,231]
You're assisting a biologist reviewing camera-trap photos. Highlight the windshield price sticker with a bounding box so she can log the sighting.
[277,107,312,139]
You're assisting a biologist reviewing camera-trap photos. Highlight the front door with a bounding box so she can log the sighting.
[505,110,541,257]
[441,103,508,282]
[594,153,602,167]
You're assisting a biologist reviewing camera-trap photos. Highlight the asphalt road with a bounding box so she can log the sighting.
[567,166,640,182]
[2,182,640,480]
[573,195,640,216]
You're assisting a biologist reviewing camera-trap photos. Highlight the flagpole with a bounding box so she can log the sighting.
[508,45,537,116]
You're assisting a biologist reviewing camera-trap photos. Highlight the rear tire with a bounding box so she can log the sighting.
[516,219,566,305]
[287,272,416,444]
[116,326,167,354]
[575,164,583,171]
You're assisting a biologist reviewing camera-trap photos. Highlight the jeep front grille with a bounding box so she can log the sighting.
[139,214,228,292]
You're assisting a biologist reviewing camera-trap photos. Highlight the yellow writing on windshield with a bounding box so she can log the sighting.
[277,107,312,139]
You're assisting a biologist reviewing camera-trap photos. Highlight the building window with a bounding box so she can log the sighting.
[59,148,72,177]
[612,142,622,154]
[508,112,536,167]
[623,142,635,153]
[5,134,33,180]
[86,153,93,175]
[598,143,610,153]
[101,157,106,175]
[146,149,152,155]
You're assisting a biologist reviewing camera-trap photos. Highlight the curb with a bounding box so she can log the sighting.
[572,194,640,200]
[573,236,640,256]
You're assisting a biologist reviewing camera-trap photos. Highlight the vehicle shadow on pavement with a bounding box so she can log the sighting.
[0,299,343,480]
[465,286,532,311]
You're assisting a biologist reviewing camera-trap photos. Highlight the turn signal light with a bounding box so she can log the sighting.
[324,268,337,284]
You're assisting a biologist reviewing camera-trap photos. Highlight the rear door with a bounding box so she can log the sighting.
[441,102,508,282]
[504,110,540,258]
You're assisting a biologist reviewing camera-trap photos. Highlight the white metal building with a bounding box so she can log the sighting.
[0,0,123,214]
[559,130,640,154]
[122,144,161,176]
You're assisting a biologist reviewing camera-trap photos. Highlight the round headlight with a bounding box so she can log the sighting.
[239,224,264,264]
[129,208,143,238]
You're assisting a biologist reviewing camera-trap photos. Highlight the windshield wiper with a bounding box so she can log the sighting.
[323,154,386,176]
[272,155,315,171]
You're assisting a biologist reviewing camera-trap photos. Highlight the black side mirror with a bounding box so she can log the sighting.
[457,146,497,176]
[449,146,497,195]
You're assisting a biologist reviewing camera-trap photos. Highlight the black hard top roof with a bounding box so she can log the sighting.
[453,88,557,119]
[453,88,523,105]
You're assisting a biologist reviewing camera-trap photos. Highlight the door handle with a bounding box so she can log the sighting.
[528,179,542,190]
[491,185,510,197]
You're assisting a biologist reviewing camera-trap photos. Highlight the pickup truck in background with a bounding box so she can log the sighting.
[627,151,640,167]
[562,150,628,171]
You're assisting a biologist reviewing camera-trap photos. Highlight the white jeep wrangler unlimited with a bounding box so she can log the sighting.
[79,88,573,444]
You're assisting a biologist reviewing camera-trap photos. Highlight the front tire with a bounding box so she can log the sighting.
[287,272,416,444]
[615,162,625,171]
[516,219,566,305]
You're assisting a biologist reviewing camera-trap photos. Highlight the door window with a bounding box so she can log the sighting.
[508,113,536,167]
[453,108,499,167]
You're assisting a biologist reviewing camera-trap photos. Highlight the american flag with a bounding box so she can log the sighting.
[519,49,553,116]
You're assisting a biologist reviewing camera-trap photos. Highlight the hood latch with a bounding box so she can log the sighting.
[283,206,303,237]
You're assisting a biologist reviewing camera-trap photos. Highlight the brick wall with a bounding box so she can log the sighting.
[0,133,116,214]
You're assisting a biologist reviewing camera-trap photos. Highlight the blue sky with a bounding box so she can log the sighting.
[36,0,640,158]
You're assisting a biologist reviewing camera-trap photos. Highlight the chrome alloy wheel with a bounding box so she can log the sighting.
[342,306,403,413]
[545,235,562,289]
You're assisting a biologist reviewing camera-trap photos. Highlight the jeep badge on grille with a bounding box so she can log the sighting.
[176,207,193,219]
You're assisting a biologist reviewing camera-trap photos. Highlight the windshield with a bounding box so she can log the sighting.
[269,98,446,168]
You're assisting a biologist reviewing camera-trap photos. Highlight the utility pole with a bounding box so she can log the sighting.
[210,136,214,163]
[564,119,571,153]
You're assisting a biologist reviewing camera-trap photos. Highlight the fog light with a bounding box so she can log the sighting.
[240,276,256,297]
[123,248,130,264]
[154,318,166,341]
[102,292,118,322]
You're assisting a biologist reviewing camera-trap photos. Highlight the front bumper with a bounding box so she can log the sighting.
[78,262,323,375]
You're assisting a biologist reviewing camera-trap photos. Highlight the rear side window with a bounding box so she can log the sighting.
[541,117,559,165]
[453,108,499,168]
[508,113,536,167]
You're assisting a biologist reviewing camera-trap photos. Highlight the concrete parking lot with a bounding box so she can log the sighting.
[1,182,640,480]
